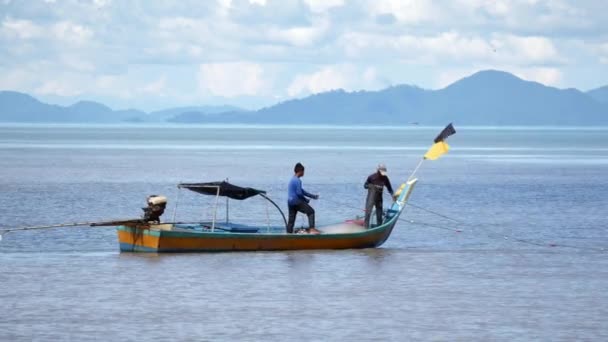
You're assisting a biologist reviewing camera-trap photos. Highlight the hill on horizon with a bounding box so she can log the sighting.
[0,70,606,125]
[587,85,608,104]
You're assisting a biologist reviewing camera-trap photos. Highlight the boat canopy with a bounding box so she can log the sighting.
[178,181,266,200]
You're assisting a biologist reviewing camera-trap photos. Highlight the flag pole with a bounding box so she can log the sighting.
[407,158,425,182]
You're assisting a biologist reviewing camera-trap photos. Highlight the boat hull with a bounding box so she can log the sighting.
[116,222,396,252]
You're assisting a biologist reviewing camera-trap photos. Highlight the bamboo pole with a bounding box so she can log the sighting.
[0,219,141,241]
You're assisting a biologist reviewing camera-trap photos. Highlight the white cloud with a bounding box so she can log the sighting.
[513,67,563,86]
[93,75,135,99]
[198,62,269,97]
[158,16,199,31]
[368,0,436,24]
[53,21,93,44]
[1,18,42,39]
[96,75,121,90]
[304,0,344,13]
[287,65,382,97]
[93,0,111,9]
[483,0,511,16]
[53,21,93,46]
[340,31,493,64]
[452,0,592,33]
[0,68,36,90]
[35,80,84,97]
[150,17,219,61]
[57,54,95,72]
[494,35,560,64]
[288,67,347,96]
[29,71,135,99]
[217,0,232,16]
[249,0,266,5]
[140,77,167,95]
[339,31,562,67]
[267,18,330,47]
[421,32,492,61]
[2,18,93,45]
[454,0,513,17]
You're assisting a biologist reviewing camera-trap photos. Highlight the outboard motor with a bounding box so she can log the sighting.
[142,195,167,223]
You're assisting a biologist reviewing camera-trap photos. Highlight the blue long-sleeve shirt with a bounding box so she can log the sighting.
[288,176,315,206]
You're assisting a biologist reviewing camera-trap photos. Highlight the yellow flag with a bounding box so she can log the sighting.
[424,141,450,160]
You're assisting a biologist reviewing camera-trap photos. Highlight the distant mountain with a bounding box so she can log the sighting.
[427,70,607,125]
[0,91,244,123]
[1,70,607,125]
[178,70,607,125]
[167,109,250,123]
[149,105,245,122]
[0,91,146,123]
[0,91,62,122]
[587,86,608,104]
[252,70,605,125]
[249,85,428,124]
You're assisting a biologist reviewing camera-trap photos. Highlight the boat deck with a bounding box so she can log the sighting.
[154,221,368,235]
[172,222,283,234]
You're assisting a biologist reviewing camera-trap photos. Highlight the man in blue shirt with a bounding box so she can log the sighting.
[287,162,320,234]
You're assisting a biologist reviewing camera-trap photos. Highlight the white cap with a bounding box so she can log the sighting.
[377,163,387,176]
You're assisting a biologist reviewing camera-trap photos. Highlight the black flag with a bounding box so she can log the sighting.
[433,123,456,143]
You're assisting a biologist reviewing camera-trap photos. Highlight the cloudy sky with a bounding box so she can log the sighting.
[1,0,607,111]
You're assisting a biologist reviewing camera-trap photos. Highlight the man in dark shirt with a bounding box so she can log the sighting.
[364,163,395,228]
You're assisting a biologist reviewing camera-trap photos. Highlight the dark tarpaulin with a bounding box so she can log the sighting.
[178,181,266,200]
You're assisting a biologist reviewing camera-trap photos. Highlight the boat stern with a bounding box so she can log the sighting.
[116,225,162,252]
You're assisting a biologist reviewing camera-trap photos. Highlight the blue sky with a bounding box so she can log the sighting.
[1,0,607,111]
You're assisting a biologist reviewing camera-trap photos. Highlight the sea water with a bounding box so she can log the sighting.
[0,124,607,341]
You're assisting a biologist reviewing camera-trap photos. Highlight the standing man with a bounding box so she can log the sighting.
[364,163,395,228]
[287,162,320,234]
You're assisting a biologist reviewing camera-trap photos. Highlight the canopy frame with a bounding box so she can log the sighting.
[177,181,287,231]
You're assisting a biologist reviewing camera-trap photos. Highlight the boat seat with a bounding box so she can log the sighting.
[205,223,260,233]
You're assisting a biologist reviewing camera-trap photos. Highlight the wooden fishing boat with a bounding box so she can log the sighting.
[116,178,418,252]
[1,124,456,252]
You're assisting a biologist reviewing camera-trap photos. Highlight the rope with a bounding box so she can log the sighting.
[405,202,464,224]
[401,218,462,233]
[401,209,607,253]
[318,195,606,252]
